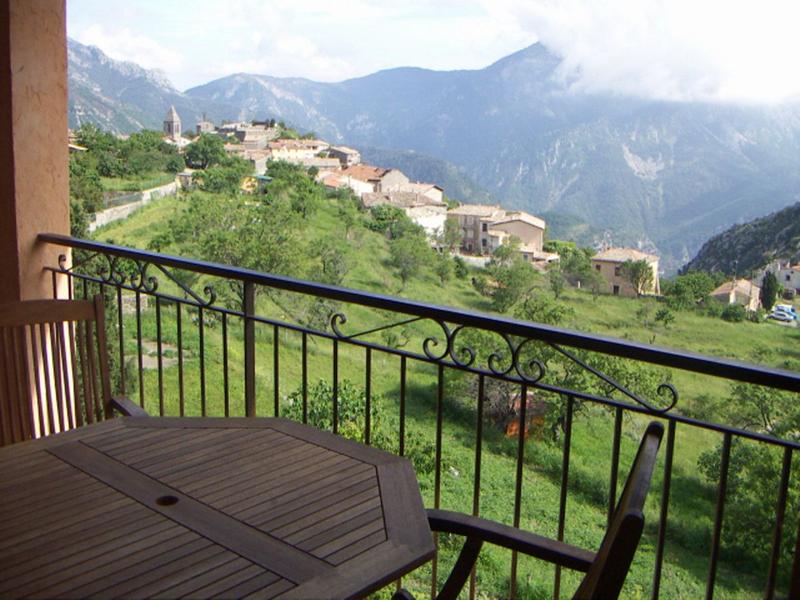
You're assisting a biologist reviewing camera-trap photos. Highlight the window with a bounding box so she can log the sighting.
[614,266,621,276]
[595,264,601,271]
[482,223,487,232]
[787,274,791,281]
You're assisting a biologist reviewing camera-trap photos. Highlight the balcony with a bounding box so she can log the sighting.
[26,232,800,599]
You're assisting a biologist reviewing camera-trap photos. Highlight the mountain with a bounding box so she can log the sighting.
[358,147,492,204]
[682,202,800,275]
[68,39,800,271]
[67,39,241,134]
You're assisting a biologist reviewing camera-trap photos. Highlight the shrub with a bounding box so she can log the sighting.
[721,303,747,322]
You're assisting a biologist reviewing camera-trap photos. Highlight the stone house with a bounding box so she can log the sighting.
[756,260,800,294]
[268,139,330,162]
[340,165,409,193]
[710,279,762,311]
[447,205,547,260]
[387,182,444,204]
[328,146,361,168]
[590,248,661,297]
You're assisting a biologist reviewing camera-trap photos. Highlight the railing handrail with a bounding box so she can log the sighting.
[39,232,800,393]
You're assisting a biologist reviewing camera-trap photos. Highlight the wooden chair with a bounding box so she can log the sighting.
[395,421,664,600]
[0,295,146,446]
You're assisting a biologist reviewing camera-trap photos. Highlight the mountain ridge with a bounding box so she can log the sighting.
[68,38,800,272]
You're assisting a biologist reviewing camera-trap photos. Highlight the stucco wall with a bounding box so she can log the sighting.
[379,170,410,191]
[491,221,544,251]
[0,0,69,302]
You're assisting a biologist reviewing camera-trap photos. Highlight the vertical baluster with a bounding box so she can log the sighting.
[156,297,164,416]
[431,364,445,599]
[116,286,125,395]
[706,433,732,600]
[135,291,144,408]
[399,356,406,457]
[790,518,800,600]
[51,271,58,299]
[509,383,528,600]
[177,302,185,416]
[764,447,792,599]
[607,407,623,525]
[84,320,102,423]
[652,420,676,599]
[365,348,372,446]
[553,396,574,600]
[68,273,74,300]
[199,306,206,416]
[244,282,256,417]
[273,325,279,417]
[222,313,229,417]
[469,374,485,600]
[302,332,308,424]
[332,339,339,435]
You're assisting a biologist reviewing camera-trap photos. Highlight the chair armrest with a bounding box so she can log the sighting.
[428,509,595,573]
[110,396,150,417]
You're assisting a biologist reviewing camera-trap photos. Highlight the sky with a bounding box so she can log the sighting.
[68,0,800,104]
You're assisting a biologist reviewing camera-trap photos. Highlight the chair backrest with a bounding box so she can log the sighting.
[0,296,112,446]
[573,421,664,599]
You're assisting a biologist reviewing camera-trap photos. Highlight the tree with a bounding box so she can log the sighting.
[336,195,360,240]
[655,307,675,329]
[191,156,251,195]
[313,236,350,286]
[486,238,537,312]
[548,267,566,299]
[760,271,780,311]
[664,271,718,310]
[441,218,462,253]
[184,134,226,169]
[69,153,104,212]
[266,161,324,218]
[367,204,421,239]
[489,259,537,312]
[389,233,431,288]
[434,253,452,286]
[453,256,468,279]
[620,259,654,297]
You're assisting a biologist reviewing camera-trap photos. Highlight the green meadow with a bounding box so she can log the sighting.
[87,194,799,598]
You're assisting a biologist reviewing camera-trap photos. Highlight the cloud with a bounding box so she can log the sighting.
[495,0,800,103]
[69,0,800,102]
[75,24,184,75]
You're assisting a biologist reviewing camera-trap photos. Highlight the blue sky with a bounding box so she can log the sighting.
[68,0,800,103]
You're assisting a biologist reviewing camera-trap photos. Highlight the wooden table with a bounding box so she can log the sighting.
[0,417,434,599]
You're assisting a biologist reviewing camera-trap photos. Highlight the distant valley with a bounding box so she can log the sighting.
[68,38,800,272]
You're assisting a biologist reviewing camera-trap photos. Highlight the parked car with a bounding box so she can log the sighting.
[768,309,795,322]
[774,304,797,317]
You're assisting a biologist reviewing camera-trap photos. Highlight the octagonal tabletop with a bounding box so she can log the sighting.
[0,417,434,599]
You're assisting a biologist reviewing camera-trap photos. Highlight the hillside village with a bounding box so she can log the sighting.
[155,106,677,299]
[71,105,797,318]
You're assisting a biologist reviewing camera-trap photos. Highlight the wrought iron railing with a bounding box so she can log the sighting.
[40,233,800,599]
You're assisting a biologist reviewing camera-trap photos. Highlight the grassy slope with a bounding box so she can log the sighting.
[92,195,799,599]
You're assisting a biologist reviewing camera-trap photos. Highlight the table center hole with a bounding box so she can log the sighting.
[156,495,179,506]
